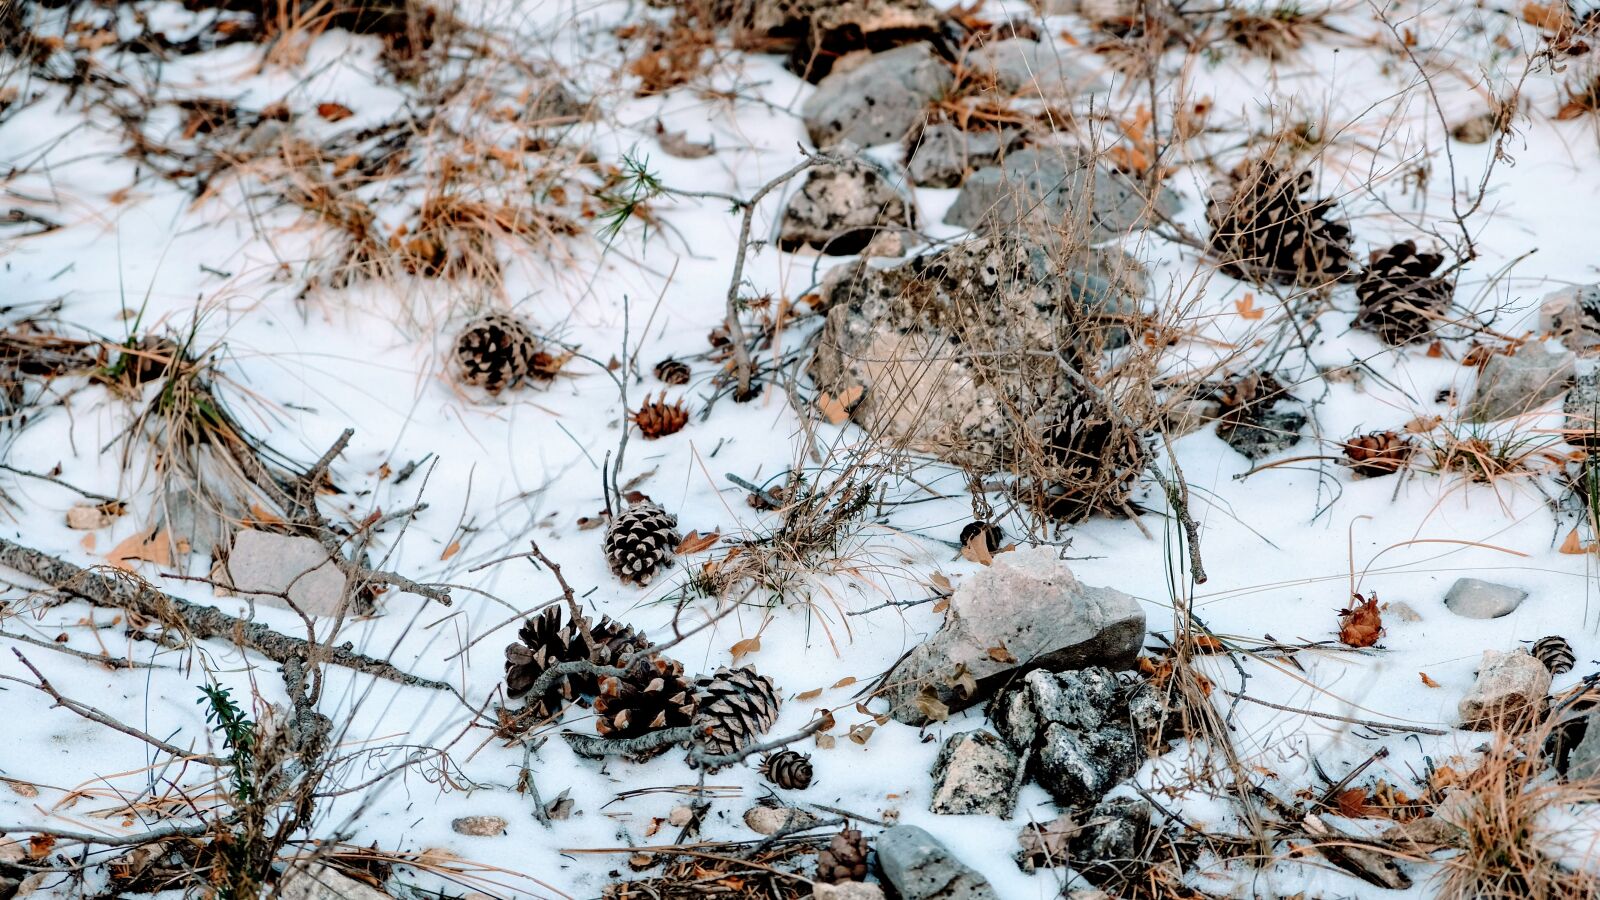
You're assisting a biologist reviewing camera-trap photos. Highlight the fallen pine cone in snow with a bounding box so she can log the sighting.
[1342,430,1415,477]
[1338,593,1383,647]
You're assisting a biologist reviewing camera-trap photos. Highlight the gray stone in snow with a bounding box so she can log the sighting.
[802,43,952,149]
[875,825,999,900]
[1564,370,1600,446]
[1540,284,1600,353]
[1468,341,1575,422]
[1218,407,1306,461]
[905,123,1019,188]
[1443,577,1527,620]
[779,164,917,256]
[881,548,1145,725]
[1070,796,1153,888]
[990,668,1143,809]
[810,883,888,900]
[224,529,349,617]
[943,146,1180,242]
[963,39,1103,99]
[278,864,392,900]
[929,729,1023,817]
[1458,648,1550,730]
[1564,712,1600,781]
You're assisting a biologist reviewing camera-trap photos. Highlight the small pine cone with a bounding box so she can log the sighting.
[758,749,814,790]
[593,656,698,750]
[1533,635,1576,675]
[1206,161,1353,286]
[1341,430,1414,477]
[692,666,781,767]
[455,312,538,394]
[504,609,646,719]
[631,391,690,440]
[1353,241,1452,345]
[654,357,690,385]
[959,520,1003,553]
[816,828,869,884]
[604,501,680,585]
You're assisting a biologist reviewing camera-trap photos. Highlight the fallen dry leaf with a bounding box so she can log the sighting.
[795,687,823,701]
[816,385,864,425]
[440,540,462,561]
[1335,788,1375,819]
[729,635,761,661]
[1337,593,1383,648]
[317,102,354,122]
[1419,671,1441,688]
[1235,293,1264,320]
[674,530,720,555]
[959,529,994,565]
[1561,528,1593,555]
[108,527,173,570]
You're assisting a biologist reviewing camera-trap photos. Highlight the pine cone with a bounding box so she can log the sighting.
[631,391,689,440]
[593,657,697,748]
[1533,635,1576,675]
[1353,241,1452,344]
[959,521,1003,553]
[654,357,690,385]
[454,313,539,394]
[816,828,869,883]
[691,666,781,767]
[603,501,680,585]
[504,609,646,720]
[758,750,814,790]
[1206,161,1353,286]
[1341,430,1414,477]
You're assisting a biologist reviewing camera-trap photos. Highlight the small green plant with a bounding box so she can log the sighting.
[199,683,257,805]
[595,152,664,245]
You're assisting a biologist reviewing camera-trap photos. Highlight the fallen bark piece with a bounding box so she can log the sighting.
[882,547,1144,725]
[875,825,998,900]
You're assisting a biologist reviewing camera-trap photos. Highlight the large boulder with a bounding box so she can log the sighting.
[943,146,1180,242]
[875,825,998,900]
[879,548,1145,725]
[779,164,917,256]
[802,43,952,149]
[809,234,1150,482]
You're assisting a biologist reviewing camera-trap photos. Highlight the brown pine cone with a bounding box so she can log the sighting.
[816,828,869,883]
[1206,160,1353,286]
[1341,430,1414,477]
[1533,635,1576,675]
[455,312,539,394]
[603,501,680,585]
[1353,240,1452,345]
[593,657,697,749]
[691,666,781,768]
[631,391,689,439]
[758,749,814,790]
[653,357,690,385]
[503,609,646,722]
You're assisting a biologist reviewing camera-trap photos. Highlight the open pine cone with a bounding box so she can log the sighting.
[603,500,680,585]
[1353,240,1452,345]
[691,666,781,768]
[1207,160,1353,286]
[593,657,697,749]
[504,609,647,722]
[758,749,814,790]
[1341,430,1414,477]
[631,391,689,439]
[653,357,690,385]
[454,312,539,394]
[816,828,869,883]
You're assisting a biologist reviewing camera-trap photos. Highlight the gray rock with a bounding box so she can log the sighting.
[1386,600,1424,622]
[905,124,1019,188]
[1443,577,1528,620]
[811,883,888,900]
[1458,649,1551,730]
[929,730,1023,817]
[450,815,508,836]
[1468,341,1575,422]
[1540,284,1600,352]
[1564,370,1600,446]
[278,864,393,900]
[744,802,822,835]
[1070,796,1152,888]
[943,146,1180,242]
[750,0,941,81]
[809,235,1148,472]
[1218,407,1305,460]
[779,164,916,256]
[1564,712,1600,781]
[963,39,1103,100]
[802,43,952,149]
[223,529,350,617]
[990,669,1142,808]
[875,825,999,900]
[880,548,1145,725]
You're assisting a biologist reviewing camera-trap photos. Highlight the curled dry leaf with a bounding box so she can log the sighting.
[1337,593,1383,648]
[729,635,761,661]
[1419,672,1441,688]
[674,530,720,555]
[316,102,354,122]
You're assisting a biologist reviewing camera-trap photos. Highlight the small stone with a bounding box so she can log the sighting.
[450,815,507,837]
[811,883,888,900]
[1564,370,1600,445]
[1542,284,1600,353]
[1070,796,1152,889]
[1385,600,1424,622]
[943,146,1180,241]
[223,529,349,617]
[963,39,1103,100]
[1564,712,1600,780]
[1458,649,1551,730]
[905,124,1017,188]
[667,803,695,826]
[875,825,999,900]
[929,730,1023,817]
[1218,407,1306,461]
[278,864,394,900]
[1468,341,1575,422]
[65,505,116,530]
[779,165,917,256]
[802,43,952,149]
[743,803,821,835]
[990,669,1142,808]
[1443,577,1527,620]
[881,548,1145,725]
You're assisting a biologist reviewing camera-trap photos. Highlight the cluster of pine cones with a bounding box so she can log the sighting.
[503,606,786,766]
[1207,161,1455,345]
